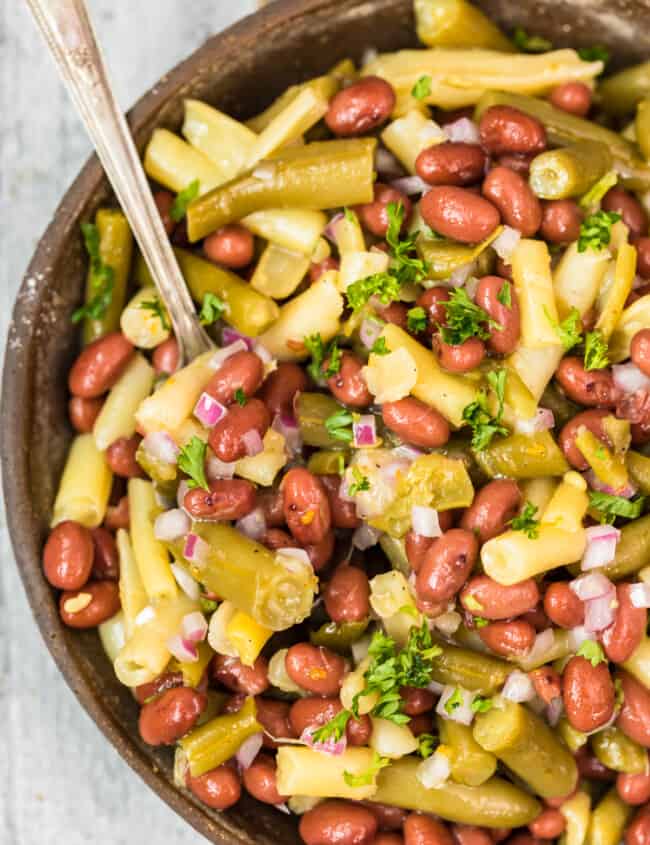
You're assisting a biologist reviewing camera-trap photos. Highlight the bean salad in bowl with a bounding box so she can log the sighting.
[40,1,650,843]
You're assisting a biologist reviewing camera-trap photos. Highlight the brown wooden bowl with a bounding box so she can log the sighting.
[3,0,649,842]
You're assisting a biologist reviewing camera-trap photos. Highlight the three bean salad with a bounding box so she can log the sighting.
[42,2,650,844]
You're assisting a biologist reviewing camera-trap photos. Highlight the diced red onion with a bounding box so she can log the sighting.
[375,147,402,178]
[206,455,236,480]
[177,480,190,510]
[142,431,179,465]
[416,749,451,789]
[420,122,446,146]
[585,590,617,632]
[492,226,522,262]
[210,339,249,369]
[568,625,591,651]
[525,628,556,666]
[183,532,210,564]
[379,458,412,488]
[433,610,462,635]
[324,212,345,244]
[253,342,273,366]
[571,572,615,601]
[426,680,446,695]
[613,363,650,394]
[629,582,650,608]
[362,46,378,65]
[352,522,381,550]
[583,470,637,499]
[546,697,564,727]
[581,524,621,571]
[391,445,423,462]
[236,507,267,541]
[353,415,377,448]
[464,275,480,301]
[182,611,208,644]
[300,727,347,756]
[444,117,480,144]
[167,633,199,663]
[448,261,475,288]
[154,508,191,542]
[277,547,312,568]
[436,686,474,725]
[360,317,385,350]
[633,274,647,290]
[502,671,536,703]
[390,175,430,196]
[275,803,291,815]
[243,429,264,457]
[235,732,264,769]
[170,563,201,600]
[222,327,253,350]
[411,506,442,538]
[193,392,228,428]
[515,407,555,436]
[272,413,302,456]
[134,605,156,627]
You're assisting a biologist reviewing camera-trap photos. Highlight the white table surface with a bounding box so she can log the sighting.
[1,2,256,842]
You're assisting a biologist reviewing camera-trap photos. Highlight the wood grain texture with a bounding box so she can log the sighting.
[0,2,254,842]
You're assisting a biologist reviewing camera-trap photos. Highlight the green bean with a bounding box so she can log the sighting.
[473,700,578,799]
[296,392,350,449]
[574,428,630,492]
[246,75,340,133]
[82,209,133,344]
[306,450,347,476]
[186,523,317,631]
[371,758,541,827]
[636,97,650,161]
[529,141,613,200]
[627,450,650,494]
[560,791,591,845]
[540,383,581,431]
[187,139,377,241]
[413,0,514,50]
[599,61,650,117]
[310,620,369,652]
[430,639,511,694]
[517,629,571,672]
[474,91,650,190]
[590,726,648,774]
[437,716,497,787]
[379,534,410,577]
[474,430,569,479]
[586,787,634,845]
[622,635,650,689]
[601,514,650,580]
[135,248,278,337]
[416,229,500,280]
[179,696,262,777]
[195,690,228,727]
[557,717,588,752]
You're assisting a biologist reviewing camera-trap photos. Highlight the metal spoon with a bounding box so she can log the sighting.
[25,0,213,364]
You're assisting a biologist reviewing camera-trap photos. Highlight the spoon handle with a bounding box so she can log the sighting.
[25,0,212,363]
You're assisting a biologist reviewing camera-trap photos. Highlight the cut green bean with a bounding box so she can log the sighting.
[529,141,613,200]
[586,787,634,845]
[601,514,650,580]
[430,639,511,694]
[636,97,650,161]
[437,716,497,787]
[590,726,648,774]
[474,430,569,479]
[296,392,351,449]
[599,60,650,117]
[413,0,514,50]
[310,620,369,652]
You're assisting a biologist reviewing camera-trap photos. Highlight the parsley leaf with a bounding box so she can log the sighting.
[346,273,403,312]
[462,370,509,452]
[304,333,342,382]
[199,292,226,325]
[474,617,489,629]
[513,27,553,53]
[349,466,371,496]
[578,45,610,66]
[139,297,171,331]
[584,330,610,371]
[417,733,437,759]
[471,695,493,714]
[578,210,621,253]
[170,179,200,222]
[344,207,357,224]
[444,687,464,714]
[497,281,512,309]
[311,709,352,745]
[72,222,115,324]
[411,75,432,100]
[577,639,607,667]
[440,288,498,346]
[588,491,646,523]
[343,751,390,787]
[178,436,209,491]
[580,170,618,209]
[234,388,247,407]
[545,306,583,351]
[371,337,391,356]
[199,597,218,614]
[509,501,540,539]
[407,306,428,334]
[325,408,354,443]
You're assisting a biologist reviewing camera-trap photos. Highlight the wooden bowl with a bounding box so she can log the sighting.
[3,1,649,842]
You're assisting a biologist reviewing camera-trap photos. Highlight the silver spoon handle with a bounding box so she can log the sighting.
[25,0,212,363]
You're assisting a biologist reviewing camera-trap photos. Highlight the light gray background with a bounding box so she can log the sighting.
[1,2,256,842]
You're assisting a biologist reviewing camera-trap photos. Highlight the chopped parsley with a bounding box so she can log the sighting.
[311,709,352,745]
[304,333,342,383]
[370,337,391,356]
[349,466,371,496]
[545,306,583,351]
[325,408,354,443]
[417,733,437,759]
[440,288,498,346]
[343,751,390,787]
[407,306,428,334]
[139,297,170,331]
[474,617,489,629]
[444,687,464,714]
[576,639,607,667]
[234,388,247,407]
[580,170,618,209]
[588,491,646,523]
[497,281,512,308]
[513,27,553,53]
[584,330,610,371]
[578,211,621,253]
[471,696,493,714]
[344,207,357,224]
[578,45,610,66]
[170,179,200,222]
[462,369,509,452]
[398,604,419,617]
[509,501,540,539]
[411,75,432,101]
[72,222,115,324]
[178,436,209,491]
[199,597,218,614]
[199,292,226,325]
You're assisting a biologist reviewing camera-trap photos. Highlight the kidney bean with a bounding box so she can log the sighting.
[479,619,536,657]
[491,830,512,843]
[497,153,534,176]
[474,276,520,355]
[282,467,332,545]
[321,475,360,530]
[543,582,585,629]
[438,337,486,372]
[482,167,542,237]
[208,397,270,463]
[306,530,336,573]
[211,653,269,696]
[405,532,434,574]
[90,526,119,580]
[183,478,256,521]
[563,655,615,733]
[453,825,493,845]
[523,605,551,632]
[310,256,340,284]
[68,395,104,433]
[634,237,650,278]
[382,397,450,449]
[105,435,144,478]
[134,671,184,706]
[43,521,94,591]
[59,580,120,628]
[417,529,478,604]
[255,697,294,748]
[505,835,543,845]
[401,686,435,716]
[324,566,370,623]
[152,336,180,375]
[574,745,615,781]
[460,574,539,619]
[301,800,379,845]
[327,353,373,408]
[618,770,650,805]
[630,329,650,377]
[326,76,395,136]
[365,803,408,832]
[603,187,649,239]
[187,765,241,810]
[68,332,134,398]
[479,106,546,156]
[204,224,254,269]
[242,753,286,805]
[527,808,566,840]
[556,356,618,407]
[404,814,454,845]
[496,258,513,280]
[376,301,410,331]
[558,409,610,470]
[416,142,487,187]
[410,714,436,737]
[138,686,206,746]
[549,82,592,117]
[421,187,500,244]
[257,487,285,528]
[263,528,298,551]
[205,350,264,406]
[416,287,451,335]
[105,495,130,531]
[617,671,650,748]
[625,805,650,845]
[355,183,412,238]
[459,479,521,544]
[540,199,583,244]
[285,644,346,696]
[290,697,371,746]
[154,190,175,235]
[529,666,562,704]
[601,583,647,663]
[372,835,404,845]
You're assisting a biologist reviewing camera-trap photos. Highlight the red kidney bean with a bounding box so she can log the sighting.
[59,580,120,628]
[543,582,585,628]
[617,671,650,748]
[365,803,408,832]
[154,190,175,235]
[205,350,264,406]
[563,655,615,733]
[204,224,254,269]
[631,329,650,377]
[258,487,286,528]
[376,301,410,331]
[211,653,269,696]
[574,745,615,781]
[474,276,521,355]
[255,696,294,748]
[321,475,360,530]
[382,397,450,448]
[405,532,434,574]
[549,82,592,117]
[404,814,454,845]
[282,467,332,545]
[258,363,307,420]
[496,257,513,279]
[134,671,184,706]
[479,106,546,156]
[43,521,94,591]
[438,337,486,372]
[421,187,500,244]
[285,644,346,696]
[327,353,373,408]
[105,495,130,531]
[556,356,618,407]
[290,697,371,746]
[372,834,404,845]
[482,166,542,237]
[460,574,539,619]
[187,765,241,810]
[152,336,180,375]
[183,478,256,521]
[505,835,544,845]
[401,686,435,716]
[306,529,336,573]
[523,605,551,632]
[479,619,536,657]
[416,142,487,187]
[355,183,412,238]
[497,153,534,176]
[242,753,286,805]
[601,583,647,663]
[300,800,379,845]
[408,714,435,736]
[310,256,340,284]
[453,825,493,845]
[602,187,649,239]
[634,237,650,278]
[417,529,478,604]
[618,770,650,805]
[138,686,206,745]
[529,666,562,704]
[68,332,134,398]
[528,808,566,840]
[459,479,522,544]
[540,200,583,244]
[90,526,119,580]
[416,287,451,336]
[491,829,512,843]
[105,435,144,478]
[324,566,370,623]
[68,395,104,433]
[326,76,395,136]
[625,805,650,845]
[558,408,610,470]
[208,397,270,462]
